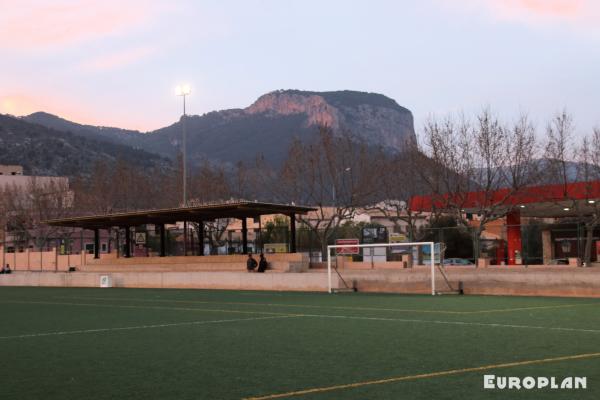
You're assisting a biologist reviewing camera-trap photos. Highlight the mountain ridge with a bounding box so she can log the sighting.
[17,89,416,170]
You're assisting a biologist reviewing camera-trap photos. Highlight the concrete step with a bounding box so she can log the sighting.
[80,262,293,273]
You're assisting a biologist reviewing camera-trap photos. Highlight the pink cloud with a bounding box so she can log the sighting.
[80,45,157,71]
[0,92,164,131]
[452,0,600,33]
[0,0,158,50]
[1,92,96,123]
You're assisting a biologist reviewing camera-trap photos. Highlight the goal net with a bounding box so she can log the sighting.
[326,241,440,295]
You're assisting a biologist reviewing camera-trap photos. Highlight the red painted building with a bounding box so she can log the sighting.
[410,181,600,265]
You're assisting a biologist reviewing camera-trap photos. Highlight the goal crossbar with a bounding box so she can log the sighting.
[327,242,436,295]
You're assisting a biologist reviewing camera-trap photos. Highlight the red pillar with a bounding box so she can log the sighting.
[506,210,522,265]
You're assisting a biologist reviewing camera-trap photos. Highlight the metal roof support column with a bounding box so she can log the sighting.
[198,221,204,256]
[93,228,100,259]
[159,224,166,257]
[290,213,297,253]
[124,226,132,258]
[242,218,248,254]
[183,221,188,256]
[257,217,262,254]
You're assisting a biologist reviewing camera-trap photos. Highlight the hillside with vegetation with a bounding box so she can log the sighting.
[0,114,171,177]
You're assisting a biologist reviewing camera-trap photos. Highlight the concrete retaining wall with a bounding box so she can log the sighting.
[0,271,333,292]
[341,266,600,298]
[2,266,599,297]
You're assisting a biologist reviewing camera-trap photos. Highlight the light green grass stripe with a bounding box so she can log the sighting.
[243,352,600,400]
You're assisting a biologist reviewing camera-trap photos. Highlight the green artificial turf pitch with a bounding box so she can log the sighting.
[1,287,599,400]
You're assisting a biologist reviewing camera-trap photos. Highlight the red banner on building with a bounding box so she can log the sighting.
[335,239,359,255]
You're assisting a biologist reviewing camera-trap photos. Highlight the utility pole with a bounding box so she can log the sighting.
[176,84,191,256]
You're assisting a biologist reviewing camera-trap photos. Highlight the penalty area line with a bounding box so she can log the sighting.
[242,352,600,400]
[0,315,300,340]
[304,313,600,334]
[466,303,598,314]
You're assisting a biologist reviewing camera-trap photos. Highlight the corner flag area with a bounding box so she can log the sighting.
[1,287,599,399]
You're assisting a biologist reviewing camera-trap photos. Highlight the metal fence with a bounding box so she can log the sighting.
[1,221,598,268]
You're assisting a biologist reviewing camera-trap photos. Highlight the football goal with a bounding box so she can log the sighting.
[326,241,439,295]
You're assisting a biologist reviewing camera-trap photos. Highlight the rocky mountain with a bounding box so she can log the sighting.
[246,90,416,150]
[150,90,416,166]
[22,90,416,168]
[0,114,170,176]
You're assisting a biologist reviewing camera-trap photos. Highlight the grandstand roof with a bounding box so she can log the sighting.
[45,201,316,229]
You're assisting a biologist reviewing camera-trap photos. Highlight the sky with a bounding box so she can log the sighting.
[1,0,599,136]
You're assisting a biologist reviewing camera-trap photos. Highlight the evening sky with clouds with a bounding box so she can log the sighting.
[1,0,598,137]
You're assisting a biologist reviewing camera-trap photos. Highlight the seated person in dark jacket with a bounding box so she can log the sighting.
[246,253,257,272]
[257,253,268,273]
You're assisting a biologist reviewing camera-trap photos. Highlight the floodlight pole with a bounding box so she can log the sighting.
[183,94,187,256]
[181,93,188,206]
[176,86,190,256]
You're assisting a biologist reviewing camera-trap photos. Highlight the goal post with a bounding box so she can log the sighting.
[326,241,436,295]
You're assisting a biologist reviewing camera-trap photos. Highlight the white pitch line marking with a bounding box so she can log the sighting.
[4,299,600,335]
[0,315,298,340]
[1,300,291,316]
[300,313,600,334]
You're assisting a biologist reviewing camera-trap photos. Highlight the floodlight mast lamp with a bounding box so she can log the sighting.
[176,84,191,206]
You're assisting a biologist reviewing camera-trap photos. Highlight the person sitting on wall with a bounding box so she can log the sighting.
[247,253,257,272]
[1,264,11,274]
[257,253,268,273]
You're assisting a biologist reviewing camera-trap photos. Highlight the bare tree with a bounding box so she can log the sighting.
[2,177,73,251]
[202,218,231,255]
[421,109,539,256]
[420,114,473,217]
[544,111,574,189]
[573,127,600,265]
[276,126,377,259]
[541,111,600,265]
[366,142,433,240]
[188,161,231,204]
